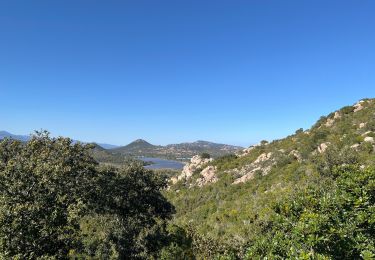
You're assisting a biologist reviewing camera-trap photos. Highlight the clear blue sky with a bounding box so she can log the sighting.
[1,1,375,147]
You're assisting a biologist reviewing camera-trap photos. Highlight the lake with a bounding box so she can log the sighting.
[140,157,185,170]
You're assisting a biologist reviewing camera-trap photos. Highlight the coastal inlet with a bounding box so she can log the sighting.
[140,157,186,170]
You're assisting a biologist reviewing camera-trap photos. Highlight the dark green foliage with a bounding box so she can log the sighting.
[313,116,327,128]
[0,132,97,259]
[295,128,304,134]
[154,168,181,179]
[311,128,329,146]
[341,105,355,114]
[246,165,375,259]
[0,132,174,259]
[211,153,266,172]
[159,225,239,259]
[315,145,359,175]
[158,225,194,259]
[215,154,238,162]
[367,121,375,131]
[200,153,211,159]
[78,162,174,259]
[89,147,133,166]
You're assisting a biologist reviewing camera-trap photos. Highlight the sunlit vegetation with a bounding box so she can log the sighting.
[1,99,375,258]
[165,99,375,258]
[0,132,174,259]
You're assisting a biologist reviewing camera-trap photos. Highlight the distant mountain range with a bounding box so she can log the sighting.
[1,131,243,161]
[0,131,30,142]
[111,139,243,159]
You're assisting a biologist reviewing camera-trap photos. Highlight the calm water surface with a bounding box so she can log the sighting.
[140,157,185,170]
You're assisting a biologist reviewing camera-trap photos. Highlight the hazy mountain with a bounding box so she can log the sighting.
[0,130,241,161]
[111,139,243,159]
[95,143,119,149]
[0,131,30,142]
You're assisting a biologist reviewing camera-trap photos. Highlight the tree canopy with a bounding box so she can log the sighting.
[0,132,174,259]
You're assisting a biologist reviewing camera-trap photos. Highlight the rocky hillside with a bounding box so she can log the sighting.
[166,98,375,246]
[111,139,243,160]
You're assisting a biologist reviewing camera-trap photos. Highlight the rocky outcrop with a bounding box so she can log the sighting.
[350,143,360,150]
[362,131,373,137]
[253,152,272,164]
[317,142,330,153]
[364,136,375,143]
[196,166,218,187]
[334,111,341,119]
[233,152,274,184]
[238,141,269,157]
[171,157,218,187]
[177,155,213,181]
[359,122,367,129]
[171,155,219,187]
[289,150,302,162]
[325,112,341,127]
[232,168,258,184]
[239,146,255,157]
[325,118,335,127]
[353,100,365,112]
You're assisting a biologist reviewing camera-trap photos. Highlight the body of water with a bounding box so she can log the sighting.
[140,157,185,170]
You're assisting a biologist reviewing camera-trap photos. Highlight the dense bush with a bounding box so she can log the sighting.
[341,105,355,114]
[246,165,375,259]
[0,132,174,259]
[200,153,211,159]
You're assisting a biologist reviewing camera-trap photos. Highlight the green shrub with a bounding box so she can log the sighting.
[0,132,174,259]
[201,152,211,159]
[246,165,375,259]
[341,105,355,114]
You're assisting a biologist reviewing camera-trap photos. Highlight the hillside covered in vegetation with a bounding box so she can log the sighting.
[165,98,375,258]
[111,139,243,160]
[0,99,374,259]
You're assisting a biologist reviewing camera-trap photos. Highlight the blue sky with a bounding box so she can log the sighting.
[1,1,375,147]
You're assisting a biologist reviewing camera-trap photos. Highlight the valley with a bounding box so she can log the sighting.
[1,98,374,259]
[2,2,374,258]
